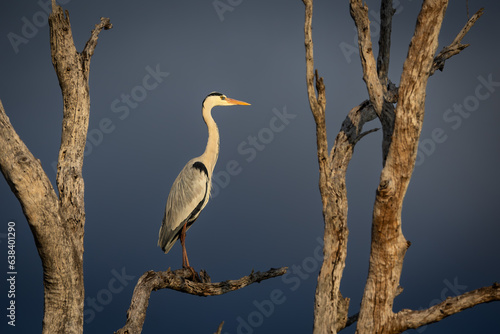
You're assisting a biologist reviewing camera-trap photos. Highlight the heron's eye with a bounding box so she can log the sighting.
[220,96,226,100]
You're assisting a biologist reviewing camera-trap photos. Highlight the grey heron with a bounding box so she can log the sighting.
[158,92,250,271]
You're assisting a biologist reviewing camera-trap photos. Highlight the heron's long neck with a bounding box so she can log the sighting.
[202,106,219,174]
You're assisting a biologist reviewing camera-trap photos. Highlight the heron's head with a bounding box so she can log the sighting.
[202,92,251,109]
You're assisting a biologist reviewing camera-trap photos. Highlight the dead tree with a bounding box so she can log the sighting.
[300,0,500,333]
[0,1,111,332]
[115,267,287,334]
[0,2,285,333]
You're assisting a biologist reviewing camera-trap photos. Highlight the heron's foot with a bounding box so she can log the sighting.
[182,265,201,282]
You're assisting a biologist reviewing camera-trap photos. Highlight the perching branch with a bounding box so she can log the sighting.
[115,267,287,334]
[393,283,500,332]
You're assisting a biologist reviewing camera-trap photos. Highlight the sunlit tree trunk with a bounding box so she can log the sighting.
[301,0,499,333]
[0,1,111,332]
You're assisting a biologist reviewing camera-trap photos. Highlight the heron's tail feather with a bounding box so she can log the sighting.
[158,212,185,254]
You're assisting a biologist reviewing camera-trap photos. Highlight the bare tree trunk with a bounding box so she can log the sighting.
[301,0,499,333]
[355,1,449,332]
[0,2,110,333]
[302,1,378,333]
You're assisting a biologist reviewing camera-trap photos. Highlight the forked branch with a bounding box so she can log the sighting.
[116,267,287,334]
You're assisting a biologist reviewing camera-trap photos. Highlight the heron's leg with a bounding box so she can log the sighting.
[179,222,190,268]
[179,222,199,281]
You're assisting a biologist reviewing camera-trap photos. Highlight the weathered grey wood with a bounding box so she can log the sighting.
[431,7,484,75]
[115,267,287,334]
[350,0,385,116]
[377,0,395,88]
[356,1,450,333]
[302,2,380,333]
[300,1,497,334]
[214,321,224,334]
[392,283,500,332]
[0,1,110,333]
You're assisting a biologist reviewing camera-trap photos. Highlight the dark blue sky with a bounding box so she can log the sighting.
[1,1,499,333]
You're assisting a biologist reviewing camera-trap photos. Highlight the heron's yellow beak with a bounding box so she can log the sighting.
[226,97,251,106]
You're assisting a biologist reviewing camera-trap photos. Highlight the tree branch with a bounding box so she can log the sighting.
[430,7,484,75]
[302,0,328,172]
[357,1,450,332]
[0,100,61,238]
[392,283,500,332]
[375,0,397,166]
[116,267,287,334]
[83,17,113,57]
[213,321,224,334]
[349,0,385,116]
[320,102,375,334]
[49,0,111,251]
[377,0,395,87]
[301,2,381,333]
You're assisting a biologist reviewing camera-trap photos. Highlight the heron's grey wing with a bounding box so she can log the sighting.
[158,160,209,253]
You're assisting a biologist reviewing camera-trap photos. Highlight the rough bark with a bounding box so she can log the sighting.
[0,2,110,333]
[431,7,484,75]
[350,0,385,116]
[301,1,496,333]
[302,1,379,333]
[392,283,500,332]
[115,267,287,334]
[355,1,449,333]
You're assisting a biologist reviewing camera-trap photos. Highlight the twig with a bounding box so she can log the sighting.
[353,127,380,145]
[82,17,112,62]
[430,8,484,75]
[302,0,328,168]
[214,321,224,334]
[344,312,359,328]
